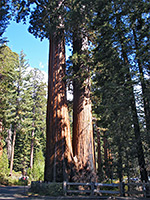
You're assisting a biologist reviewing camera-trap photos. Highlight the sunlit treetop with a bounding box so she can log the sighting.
[12,0,68,40]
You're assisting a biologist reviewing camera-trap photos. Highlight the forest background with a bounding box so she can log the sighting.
[0,0,150,186]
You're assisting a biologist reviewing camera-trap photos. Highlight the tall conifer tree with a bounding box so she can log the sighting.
[12,0,74,181]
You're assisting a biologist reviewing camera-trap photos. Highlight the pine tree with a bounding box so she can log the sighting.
[0,45,19,163]
[113,0,149,182]
[28,68,47,169]
[92,0,149,182]
[9,50,30,175]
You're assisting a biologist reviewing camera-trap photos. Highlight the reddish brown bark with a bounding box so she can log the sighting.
[103,131,113,179]
[72,31,96,182]
[44,33,73,182]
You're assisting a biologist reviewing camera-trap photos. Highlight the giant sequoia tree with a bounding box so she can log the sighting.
[70,2,96,181]
[29,1,74,182]
[12,0,74,181]
[12,0,96,182]
[10,0,149,183]
[45,33,73,182]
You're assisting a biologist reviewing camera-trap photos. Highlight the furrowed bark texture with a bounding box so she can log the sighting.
[72,30,96,182]
[44,33,73,182]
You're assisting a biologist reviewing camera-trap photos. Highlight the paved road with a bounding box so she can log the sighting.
[0,185,150,200]
[0,185,29,199]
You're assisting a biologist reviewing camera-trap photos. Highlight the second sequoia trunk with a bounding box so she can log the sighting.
[72,30,96,182]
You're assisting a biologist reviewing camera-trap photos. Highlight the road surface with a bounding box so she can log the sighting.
[0,185,150,200]
[0,185,29,199]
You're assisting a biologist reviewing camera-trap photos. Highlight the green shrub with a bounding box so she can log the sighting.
[0,149,9,185]
[30,149,44,181]
[0,149,9,175]
[30,182,63,196]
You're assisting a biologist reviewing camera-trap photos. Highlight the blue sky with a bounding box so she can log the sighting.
[4,20,72,75]
[3,20,72,86]
[4,21,49,73]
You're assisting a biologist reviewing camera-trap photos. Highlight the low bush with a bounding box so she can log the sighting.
[30,181,63,196]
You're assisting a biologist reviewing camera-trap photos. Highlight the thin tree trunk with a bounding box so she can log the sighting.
[44,33,73,182]
[97,128,102,179]
[120,42,148,183]
[9,127,16,176]
[103,131,112,179]
[6,128,12,160]
[72,30,96,182]
[30,129,34,169]
[122,50,148,182]
[118,144,123,183]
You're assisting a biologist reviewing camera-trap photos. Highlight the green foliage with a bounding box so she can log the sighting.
[30,182,63,196]
[0,0,10,44]
[0,45,46,183]
[0,166,28,186]
[92,0,150,182]
[2,0,149,184]
[0,45,18,133]
[0,149,9,175]
[31,149,45,181]
[14,130,30,172]
[0,150,19,186]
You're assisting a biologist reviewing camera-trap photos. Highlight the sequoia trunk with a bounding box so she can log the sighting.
[44,33,73,182]
[72,30,96,182]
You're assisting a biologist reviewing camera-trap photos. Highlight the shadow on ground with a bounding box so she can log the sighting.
[0,186,150,200]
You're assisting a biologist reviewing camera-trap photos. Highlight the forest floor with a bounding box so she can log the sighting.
[0,185,150,200]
